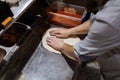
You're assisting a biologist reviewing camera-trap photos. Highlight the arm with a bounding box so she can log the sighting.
[47,1,120,63]
[47,20,91,61]
[60,43,79,61]
[68,20,91,35]
[49,20,91,38]
[46,36,79,61]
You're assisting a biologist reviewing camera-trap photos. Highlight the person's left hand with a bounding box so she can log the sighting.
[46,36,64,51]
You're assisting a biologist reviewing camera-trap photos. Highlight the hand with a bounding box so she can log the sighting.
[49,28,70,38]
[46,36,64,51]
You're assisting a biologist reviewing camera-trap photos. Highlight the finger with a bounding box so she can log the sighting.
[49,30,55,33]
[49,30,61,36]
[46,37,52,42]
[50,33,61,37]
[46,37,56,48]
[49,28,59,33]
[49,30,57,36]
[46,38,53,46]
[47,42,54,48]
[46,40,52,45]
[49,30,59,34]
[55,34,63,37]
[46,36,56,42]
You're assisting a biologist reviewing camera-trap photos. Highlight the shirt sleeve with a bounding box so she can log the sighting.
[89,13,95,24]
[73,0,120,62]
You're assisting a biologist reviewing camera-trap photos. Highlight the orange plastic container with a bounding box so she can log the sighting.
[47,1,86,28]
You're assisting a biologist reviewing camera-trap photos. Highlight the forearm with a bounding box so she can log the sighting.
[60,43,79,61]
[68,20,91,36]
[58,21,91,61]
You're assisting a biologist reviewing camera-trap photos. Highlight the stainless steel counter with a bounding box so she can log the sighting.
[0,0,36,61]
[11,0,36,20]
[0,0,36,35]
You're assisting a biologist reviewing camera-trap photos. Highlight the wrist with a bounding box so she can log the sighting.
[67,28,73,36]
[59,42,66,52]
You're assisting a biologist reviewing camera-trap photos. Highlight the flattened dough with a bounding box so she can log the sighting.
[42,28,80,54]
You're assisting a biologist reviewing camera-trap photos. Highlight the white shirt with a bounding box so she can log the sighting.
[73,0,120,79]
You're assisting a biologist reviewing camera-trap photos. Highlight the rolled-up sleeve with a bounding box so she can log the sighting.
[73,1,120,62]
[89,13,95,24]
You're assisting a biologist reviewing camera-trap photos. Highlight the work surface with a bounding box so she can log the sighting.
[22,43,74,80]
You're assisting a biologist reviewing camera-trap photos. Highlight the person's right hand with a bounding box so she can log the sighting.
[49,28,70,38]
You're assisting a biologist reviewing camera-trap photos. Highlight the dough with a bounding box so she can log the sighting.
[42,28,80,54]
